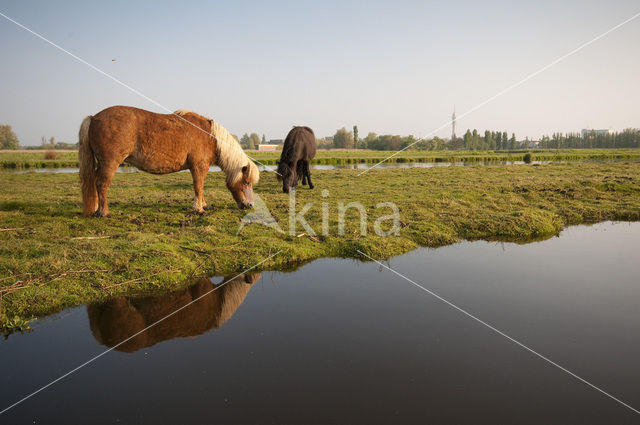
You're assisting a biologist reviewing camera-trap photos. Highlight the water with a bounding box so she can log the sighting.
[1,222,639,423]
[15,158,631,174]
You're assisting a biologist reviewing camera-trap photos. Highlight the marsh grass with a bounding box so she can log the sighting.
[43,150,58,160]
[1,161,639,331]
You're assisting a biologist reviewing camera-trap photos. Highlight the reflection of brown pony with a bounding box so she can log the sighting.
[78,106,259,217]
[87,273,260,353]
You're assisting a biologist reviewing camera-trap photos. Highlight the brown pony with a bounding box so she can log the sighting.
[78,105,259,217]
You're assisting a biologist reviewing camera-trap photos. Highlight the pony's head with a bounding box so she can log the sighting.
[227,161,259,209]
[277,161,297,193]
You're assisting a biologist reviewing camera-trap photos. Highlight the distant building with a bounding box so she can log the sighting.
[267,139,283,145]
[258,144,278,151]
[581,129,612,138]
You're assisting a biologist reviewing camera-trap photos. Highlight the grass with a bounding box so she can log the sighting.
[250,148,640,166]
[1,160,640,332]
[0,151,78,169]
[2,148,640,169]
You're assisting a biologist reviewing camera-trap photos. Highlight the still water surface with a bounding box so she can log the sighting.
[1,221,639,424]
[16,158,635,174]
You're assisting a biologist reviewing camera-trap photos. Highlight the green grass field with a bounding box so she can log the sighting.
[1,159,640,333]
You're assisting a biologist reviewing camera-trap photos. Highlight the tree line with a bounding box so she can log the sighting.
[538,130,640,149]
[319,127,640,151]
[320,127,517,151]
[2,122,639,151]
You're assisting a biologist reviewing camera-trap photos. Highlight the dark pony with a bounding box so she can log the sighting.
[276,126,316,193]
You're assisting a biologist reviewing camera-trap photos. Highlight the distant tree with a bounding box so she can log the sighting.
[353,125,359,149]
[449,137,465,150]
[240,133,250,149]
[370,135,405,150]
[248,133,260,150]
[463,129,472,150]
[404,135,416,149]
[41,136,55,149]
[0,125,19,149]
[472,129,479,150]
[316,138,333,149]
[333,127,354,149]
[363,132,377,149]
[509,133,517,150]
[262,134,266,144]
[430,136,447,151]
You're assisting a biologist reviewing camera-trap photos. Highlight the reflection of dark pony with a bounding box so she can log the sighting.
[276,126,316,193]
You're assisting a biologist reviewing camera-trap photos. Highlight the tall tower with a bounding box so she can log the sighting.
[451,106,457,141]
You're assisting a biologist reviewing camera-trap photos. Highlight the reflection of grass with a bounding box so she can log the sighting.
[1,161,640,330]
[2,148,640,168]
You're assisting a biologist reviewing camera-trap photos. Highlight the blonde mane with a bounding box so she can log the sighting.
[174,110,259,186]
[210,120,259,186]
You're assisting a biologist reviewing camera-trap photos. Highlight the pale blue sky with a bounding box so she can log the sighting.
[1,0,639,145]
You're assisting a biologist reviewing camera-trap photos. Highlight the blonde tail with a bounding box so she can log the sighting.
[78,116,97,216]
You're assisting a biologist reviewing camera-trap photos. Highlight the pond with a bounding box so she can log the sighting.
[1,221,639,423]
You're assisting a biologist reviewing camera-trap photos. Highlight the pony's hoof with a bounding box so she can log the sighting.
[309,184,314,189]
[93,210,109,218]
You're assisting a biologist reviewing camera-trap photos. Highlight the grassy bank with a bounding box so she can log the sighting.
[2,148,640,169]
[1,161,640,332]
[251,148,640,165]
[0,151,79,169]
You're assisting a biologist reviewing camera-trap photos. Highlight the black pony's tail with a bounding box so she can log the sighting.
[276,161,287,181]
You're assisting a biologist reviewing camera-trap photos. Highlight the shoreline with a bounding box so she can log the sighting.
[1,161,639,332]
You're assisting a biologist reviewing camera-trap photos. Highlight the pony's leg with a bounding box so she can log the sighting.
[301,163,307,186]
[295,161,303,188]
[190,165,208,214]
[95,162,119,217]
[305,161,314,189]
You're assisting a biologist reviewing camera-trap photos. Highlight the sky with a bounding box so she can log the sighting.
[0,0,639,146]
